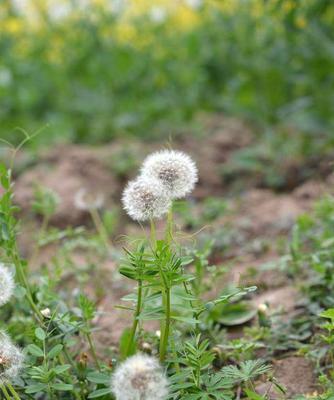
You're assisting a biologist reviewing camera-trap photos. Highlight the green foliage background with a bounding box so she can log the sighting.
[0,0,333,149]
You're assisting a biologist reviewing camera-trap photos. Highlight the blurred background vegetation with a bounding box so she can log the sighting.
[0,0,333,154]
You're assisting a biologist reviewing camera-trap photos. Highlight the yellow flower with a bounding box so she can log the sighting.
[115,23,138,43]
[172,5,199,28]
[2,18,23,35]
[283,0,296,13]
[296,16,307,29]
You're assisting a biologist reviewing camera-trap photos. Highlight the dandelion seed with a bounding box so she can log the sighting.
[122,177,171,222]
[111,354,168,400]
[74,188,104,211]
[0,332,23,384]
[141,150,198,199]
[0,264,15,307]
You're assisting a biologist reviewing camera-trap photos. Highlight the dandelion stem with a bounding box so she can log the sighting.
[160,287,171,363]
[11,250,44,325]
[90,208,111,250]
[85,330,101,371]
[150,218,157,248]
[166,208,174,244]
[170,334,181,374]
[29,214,50,269]
[126,280,143,357]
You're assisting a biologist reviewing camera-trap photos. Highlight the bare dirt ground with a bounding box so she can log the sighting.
[9,115,334,397]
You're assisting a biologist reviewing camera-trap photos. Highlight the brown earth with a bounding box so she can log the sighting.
[257,356,318,398]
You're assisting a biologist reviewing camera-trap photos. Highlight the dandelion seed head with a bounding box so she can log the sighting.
[0,332,24,384]
[111,354,168,400]
[74,188,104,211]
[0,264,15,307]
[122,177,171,221]
[141,150,198,199]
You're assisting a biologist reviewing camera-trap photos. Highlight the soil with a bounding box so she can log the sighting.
[257,357,318,398]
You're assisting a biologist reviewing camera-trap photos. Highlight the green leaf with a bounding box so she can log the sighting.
[119,327,136,359]
[35,327,47,341]
[87,372,111,384]
[27,344,44,357]
[244,389,265,400]
[320,309,334,320]
[25,383,48,394]
[53,364,71,374]
[52,383,74,391]
[14,285,26,299]
[88,388,112,398]
[48,344,63,359]
[171,315,199,324]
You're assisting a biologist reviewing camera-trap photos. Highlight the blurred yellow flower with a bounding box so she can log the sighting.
[115,23,138,43]
[282,0,296,13]
[172,5,199,28]
[2,18,23,35]
[214,0,238,14]
[296,16,307,29]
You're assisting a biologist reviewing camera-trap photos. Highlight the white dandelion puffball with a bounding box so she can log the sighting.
[122,177,171,221]
[0,264,15,307]
[0,332,24,384]
[111,354,168,400]
[74,188,104,211]
[140,150,198,199]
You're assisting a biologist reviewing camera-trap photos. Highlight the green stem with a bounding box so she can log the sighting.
[160,287,171,363]
[1,385,12,400]
[62,345,77,372]
[166,208,173,244]
[126,280,143,357]
[29,214,49,268]
[6,383,21,400]
[150,218,156,249]
[90,208,111,250]
[12,251,44,325]
[85,330,101,371]
[170,335,181,374]
[58,351,82,400]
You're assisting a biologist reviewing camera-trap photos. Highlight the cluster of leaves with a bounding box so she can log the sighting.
[169,336,271,400]
[289,196,334,310]
[283,195,334,396]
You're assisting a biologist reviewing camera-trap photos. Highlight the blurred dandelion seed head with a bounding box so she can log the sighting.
[122,177,171,221]
[74,188,105,211]
[111,354,168,400]
[0,332,24,384]
[0,264,15,307]
[141,150,198,199]
[149,6,168,23]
